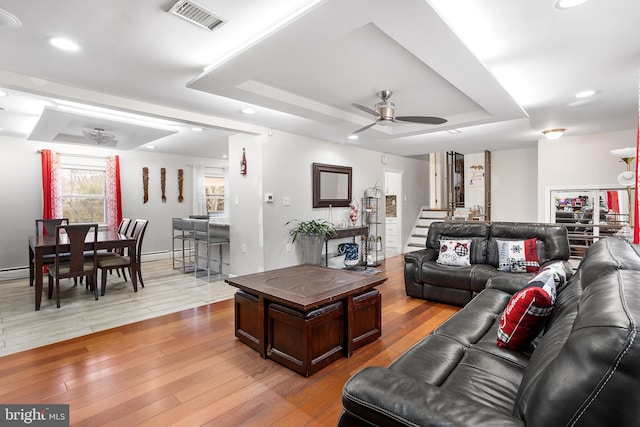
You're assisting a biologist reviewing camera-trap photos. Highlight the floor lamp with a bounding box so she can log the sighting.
[610,147,636,227]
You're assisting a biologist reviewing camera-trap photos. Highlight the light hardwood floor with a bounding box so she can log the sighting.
[0,255,458,426]
[0,259,235,356]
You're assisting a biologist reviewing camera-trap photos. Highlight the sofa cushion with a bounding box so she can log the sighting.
[496,238,540,273]
[487,222,570,267]
[436,238,472,266]
[427,222,490,264]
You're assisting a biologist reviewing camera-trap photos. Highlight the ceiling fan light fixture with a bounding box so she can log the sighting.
[83,128,117,146]
[543,128,566,140]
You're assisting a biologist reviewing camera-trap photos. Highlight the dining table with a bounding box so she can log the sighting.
[28,227,137,311]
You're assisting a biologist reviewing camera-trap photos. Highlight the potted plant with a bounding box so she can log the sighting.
[286,219,336,265]
[364,182,384,199]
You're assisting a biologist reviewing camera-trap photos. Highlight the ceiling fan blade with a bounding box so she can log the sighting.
[352,121,378,134]
[395,116,448,125]
[351,103,381,118]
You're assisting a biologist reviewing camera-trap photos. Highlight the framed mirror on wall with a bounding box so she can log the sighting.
[312,163,352,208]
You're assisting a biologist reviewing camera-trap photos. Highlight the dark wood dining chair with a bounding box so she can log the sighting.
[30,218,69,287]
[48,223,99,308]
[96,217,133,281]
[98,219,148,296]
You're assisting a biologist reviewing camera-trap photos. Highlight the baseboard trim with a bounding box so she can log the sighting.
[0,251,173,281]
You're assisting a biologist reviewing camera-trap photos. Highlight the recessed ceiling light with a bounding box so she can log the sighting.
[574,90,596,98]
[241,108,256,115]
[222,154,228,159]
[0,8,21,28]
[0,90,7,97]
[48,37,81,52]
[146,145,155,149]
[191,127,203,132]
[348,134,358,140]
[554,0,588,10]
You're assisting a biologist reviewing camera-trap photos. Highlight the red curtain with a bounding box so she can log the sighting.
[606,191,620,214]
[106,155,123,230]
[40,149,61,219]
[634,70,640,244]
[634,108,639,244]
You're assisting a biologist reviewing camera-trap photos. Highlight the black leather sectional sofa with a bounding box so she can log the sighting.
[404,221,571,306]
[339,237,640,426]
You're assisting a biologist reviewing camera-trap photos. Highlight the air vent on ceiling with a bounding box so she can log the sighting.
[168,0,225,32]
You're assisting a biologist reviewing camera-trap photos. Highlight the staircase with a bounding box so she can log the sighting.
[404,208,448,253]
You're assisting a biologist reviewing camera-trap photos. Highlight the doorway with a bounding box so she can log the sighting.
[384,169,402,256]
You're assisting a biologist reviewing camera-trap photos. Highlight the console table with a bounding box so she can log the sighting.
[324,226,368,267]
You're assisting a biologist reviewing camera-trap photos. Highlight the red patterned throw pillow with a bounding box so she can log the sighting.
[497,238,539,273]
[497,266,558,350]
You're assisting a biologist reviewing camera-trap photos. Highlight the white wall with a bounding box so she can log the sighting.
[491,146,538,222]
[227,130,430,275]
[537,129,636,221]
[488,129,637,224]
[0,136,227,272]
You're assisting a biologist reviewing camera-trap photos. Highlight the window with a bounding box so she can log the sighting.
[61,166,107,223]
[205,175,225,217]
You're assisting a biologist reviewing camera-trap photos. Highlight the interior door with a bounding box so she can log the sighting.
[384,170,402,256]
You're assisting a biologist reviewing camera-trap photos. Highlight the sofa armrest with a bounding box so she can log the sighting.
[404,248,437,284]
[341,367,524,427]
[404,248,437,264]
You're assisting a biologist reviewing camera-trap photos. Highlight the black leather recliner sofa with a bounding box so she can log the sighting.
[404,221,571,306]
[339,237,640,426]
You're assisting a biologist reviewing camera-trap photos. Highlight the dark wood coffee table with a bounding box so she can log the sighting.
[226,264,386,376]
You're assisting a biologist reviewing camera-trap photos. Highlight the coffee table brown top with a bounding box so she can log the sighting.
[226,264,386,311]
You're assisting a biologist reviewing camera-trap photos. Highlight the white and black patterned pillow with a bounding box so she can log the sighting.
[436,239,472,267]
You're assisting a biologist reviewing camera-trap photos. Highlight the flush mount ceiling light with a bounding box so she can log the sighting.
[543,128,566,140]
[83,128,117,146]
[348,134,358,140]
[241,108,256,115]
[48,37,81,52]
[191,127,203,132]
[554,0,588,9]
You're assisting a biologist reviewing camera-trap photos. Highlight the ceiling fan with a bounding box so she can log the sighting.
[351,90,447,134]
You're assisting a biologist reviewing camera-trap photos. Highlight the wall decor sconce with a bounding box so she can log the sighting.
[142,167,149,204]
[178,169,184,203]
[161,167,166,203]
[240,147,247,175]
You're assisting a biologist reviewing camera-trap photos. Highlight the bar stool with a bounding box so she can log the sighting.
[193,219,230,280]
[172,218,195,272]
